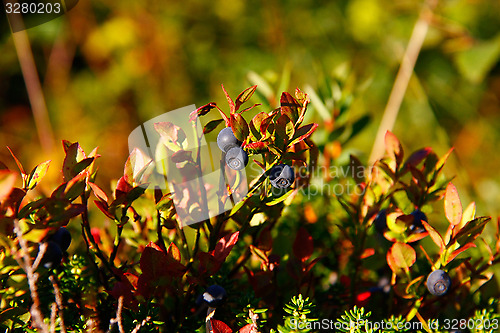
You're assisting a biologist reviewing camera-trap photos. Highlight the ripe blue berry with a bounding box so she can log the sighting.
[426,269,451,296]
[225,146,248,170]
[217,127,241,152]
[41,241,63,269]
[202,284,227,307]
[374,209,387,234]
[48,227,71,251]
[269,164,295,189]
[410,209,427,233]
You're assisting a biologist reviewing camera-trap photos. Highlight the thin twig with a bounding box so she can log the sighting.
[50,303,57,333]
[131,316,152,333]
[49,274,67,333]
[107,296,125,333]
[12,220,49,333]
[368,0,439,164]
[205,307,216,333]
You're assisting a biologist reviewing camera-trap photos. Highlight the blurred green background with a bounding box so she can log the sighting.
[1,0,500,217]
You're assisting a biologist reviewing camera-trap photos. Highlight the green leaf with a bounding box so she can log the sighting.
[266,188,294,206]
[203,119,224,134]
[73,157,95,175]
[249,112,268,140]
[387,242,416,274]
[235,85,257,111]
[386,212,407,233]
[290,123,318,145]
[346,115,371,143]
[444,182,462,226]
[458,201,476,230]
[453,216,491,246]
[454,33,500,83]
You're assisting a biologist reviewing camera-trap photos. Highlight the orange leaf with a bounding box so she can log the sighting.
[168,242,181,262]
[387,242,416,274]
[444,182,462,226]
[384,131,403,165]
[446,243,476,264]
[212,319,233,333]
[422,221,445,250]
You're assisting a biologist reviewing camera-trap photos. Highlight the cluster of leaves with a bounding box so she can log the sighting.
[1,82,500,332]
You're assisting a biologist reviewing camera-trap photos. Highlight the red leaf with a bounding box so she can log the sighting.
[239,323,257,333]
[280,92,300,123]
[245,141,269,154]
[360,248,375,259]
[211,319,233,333]
[404,147,432,168]
[304,256,321,273]
[189,102,216,121]
[211,231,240,263]
[89,182,108,203]
[140,241,186,278]
[249,112,269,138]
[94,200,115,219]
[138,242,186,297]
[384,131,403,165]
[116,177,133,200]
[422,221,444,250]
[62,142,86,182]
[222,84,235,114]
[292,227,313,262]
[444,182,462,226]
[291,123,318,145]
[256,226,273,251]
[7,146,26,175]
[446,243,476,264]
[230,113,249,142]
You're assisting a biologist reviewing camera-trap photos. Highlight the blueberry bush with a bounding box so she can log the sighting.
[1,84,499,333]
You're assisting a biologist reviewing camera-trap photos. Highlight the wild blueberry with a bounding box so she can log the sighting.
[426,269,451,296]
[225,146,248,170]
[374,209,387,234]
[217,127,241,152]
[40,241,63,269]
[48,227,72,251]
[202,284,227,307]
[410,209,427,233]
[269,164,295,189]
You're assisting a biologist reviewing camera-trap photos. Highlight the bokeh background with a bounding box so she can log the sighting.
[1,0,500,217]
